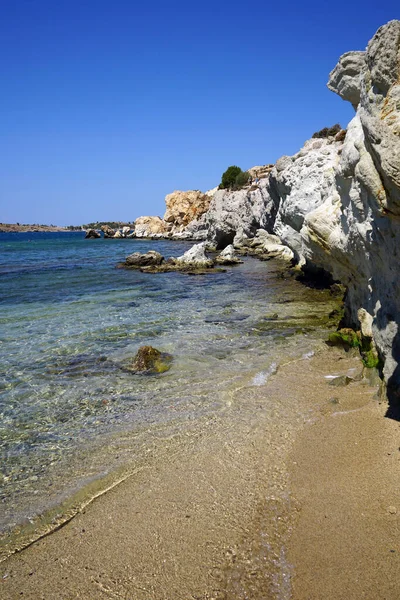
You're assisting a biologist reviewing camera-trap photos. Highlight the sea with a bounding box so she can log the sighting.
[0,232,338,560]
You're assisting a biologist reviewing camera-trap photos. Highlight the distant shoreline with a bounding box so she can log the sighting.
[0,224,81,233]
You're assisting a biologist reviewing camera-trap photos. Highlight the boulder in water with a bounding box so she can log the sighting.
[85,229,100,239]
[101,225,116,238]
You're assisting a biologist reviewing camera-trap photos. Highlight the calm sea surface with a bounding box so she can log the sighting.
[0,232,336,536]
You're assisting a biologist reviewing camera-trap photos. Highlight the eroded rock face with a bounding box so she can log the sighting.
[270,136,344,262]
[327,51,366,108]
[163,190,211,230]
[359,20,400,216]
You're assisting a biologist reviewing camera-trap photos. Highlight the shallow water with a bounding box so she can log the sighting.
[0,232,339,541]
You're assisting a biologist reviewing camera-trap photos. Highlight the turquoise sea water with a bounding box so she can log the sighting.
[0,232,336,536]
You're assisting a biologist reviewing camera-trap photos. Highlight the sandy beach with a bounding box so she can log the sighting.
[1,344,398,599]
[288,370,400,599]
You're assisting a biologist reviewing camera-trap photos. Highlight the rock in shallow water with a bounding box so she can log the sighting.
[128,346,173,374]
[120,243,227,274]
[124,250,164,268]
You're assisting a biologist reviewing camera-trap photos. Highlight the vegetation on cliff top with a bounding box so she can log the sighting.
[312,124,342,139]
[219,166,250,190]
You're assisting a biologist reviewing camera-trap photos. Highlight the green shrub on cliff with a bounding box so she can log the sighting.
[220,166,249,190]
[220,166,242,189]
[234,170,250,189]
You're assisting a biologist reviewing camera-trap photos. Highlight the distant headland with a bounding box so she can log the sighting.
[0,221,133,233]
[0,223,71,233]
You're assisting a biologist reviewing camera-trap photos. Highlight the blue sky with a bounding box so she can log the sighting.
[0,1,398,225]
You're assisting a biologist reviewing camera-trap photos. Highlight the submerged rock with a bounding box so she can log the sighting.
[128,346,172,374]
[328,375,354,387]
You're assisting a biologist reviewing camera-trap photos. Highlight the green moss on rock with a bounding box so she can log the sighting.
[328,328,361,349]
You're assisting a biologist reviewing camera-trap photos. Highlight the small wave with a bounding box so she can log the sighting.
[252,362,278,386]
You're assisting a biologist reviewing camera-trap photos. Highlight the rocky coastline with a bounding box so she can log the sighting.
[2,21,400,600]
[125,20,400,400]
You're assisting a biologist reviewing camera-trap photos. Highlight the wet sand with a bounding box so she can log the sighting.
[1,346,398,599]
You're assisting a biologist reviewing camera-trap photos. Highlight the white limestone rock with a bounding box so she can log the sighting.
[269,21,400,389]
[215,244,243,265]
[201,178,277,248]
[327,51,366,108]
[270,136,343,261]
[175,243,213,267]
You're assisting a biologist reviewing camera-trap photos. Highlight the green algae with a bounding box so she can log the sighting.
[327,328,383,370]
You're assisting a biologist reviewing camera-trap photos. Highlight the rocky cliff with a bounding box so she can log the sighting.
[135,21,400,395]
[268,20,400,395]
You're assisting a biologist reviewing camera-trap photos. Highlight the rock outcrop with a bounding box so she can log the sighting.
[187,178,277,248]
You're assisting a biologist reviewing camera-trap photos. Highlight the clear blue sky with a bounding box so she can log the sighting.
[0,1,398,225]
